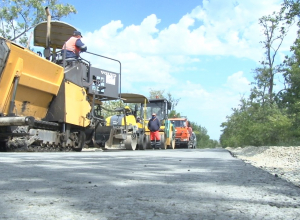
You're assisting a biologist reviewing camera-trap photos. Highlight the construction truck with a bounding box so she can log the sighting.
[105,93,148,150]
[169,117,193,148]
[0,9,120,152]
[141,98,175,150]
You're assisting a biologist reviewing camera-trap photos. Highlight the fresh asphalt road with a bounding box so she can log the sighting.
[0,148,300,220]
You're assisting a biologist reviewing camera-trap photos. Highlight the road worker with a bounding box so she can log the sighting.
[147,113,161,149]
[62,30,87,59]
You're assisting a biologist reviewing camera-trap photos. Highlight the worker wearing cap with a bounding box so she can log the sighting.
[136,116,141,123]
[62,30,87,59]
[147,113,161,149]
[124,106,132,116]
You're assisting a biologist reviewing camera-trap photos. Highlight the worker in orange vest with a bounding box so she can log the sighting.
[62,30,87,59]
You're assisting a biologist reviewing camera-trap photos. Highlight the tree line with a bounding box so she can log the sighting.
[220,0,300,147]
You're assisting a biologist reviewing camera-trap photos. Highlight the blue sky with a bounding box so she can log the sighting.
[55,0,297,140]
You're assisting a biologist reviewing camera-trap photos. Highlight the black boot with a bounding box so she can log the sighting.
[151,141,155,150]
[155,140,161,149]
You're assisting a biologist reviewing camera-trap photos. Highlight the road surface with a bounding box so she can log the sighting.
[0,148,299,220]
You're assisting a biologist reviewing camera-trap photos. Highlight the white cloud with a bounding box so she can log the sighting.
[83,0,296,63]
[224,71,251,93]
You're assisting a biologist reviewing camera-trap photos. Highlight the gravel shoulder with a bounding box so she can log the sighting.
[226,146,300,188]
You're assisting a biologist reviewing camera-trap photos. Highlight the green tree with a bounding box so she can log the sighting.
[168,110,180,118]
[0,0,76,46]
[220,2,298,147]
[101,100,123,118]
[190,121,219,148]
[166,92,180,111]
[276,0,300,140]
[252,7,294,103]
[148,89,181,117]
[148,89,180,110]
[149,89,165,99]
[220,98,292,147]
[278,39,300,139]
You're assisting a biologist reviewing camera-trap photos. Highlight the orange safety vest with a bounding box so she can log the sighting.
[62,37,80,56]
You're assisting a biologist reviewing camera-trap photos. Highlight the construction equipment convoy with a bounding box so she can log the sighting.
[0,8,179,152]
[0,9,121,152]
[169,117,193,148]
[104,94,175,150]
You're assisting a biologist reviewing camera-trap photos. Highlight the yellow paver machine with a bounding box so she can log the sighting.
[0,10,121,151]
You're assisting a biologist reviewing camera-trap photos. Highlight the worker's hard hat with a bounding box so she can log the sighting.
[152,113,156,116]
[73,31,82,37]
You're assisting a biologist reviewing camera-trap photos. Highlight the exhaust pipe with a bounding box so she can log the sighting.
[0,116,35,126]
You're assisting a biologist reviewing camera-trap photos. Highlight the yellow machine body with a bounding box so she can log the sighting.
[106,114,137,127]
[64,81,91,127]
[0,38,64,119]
